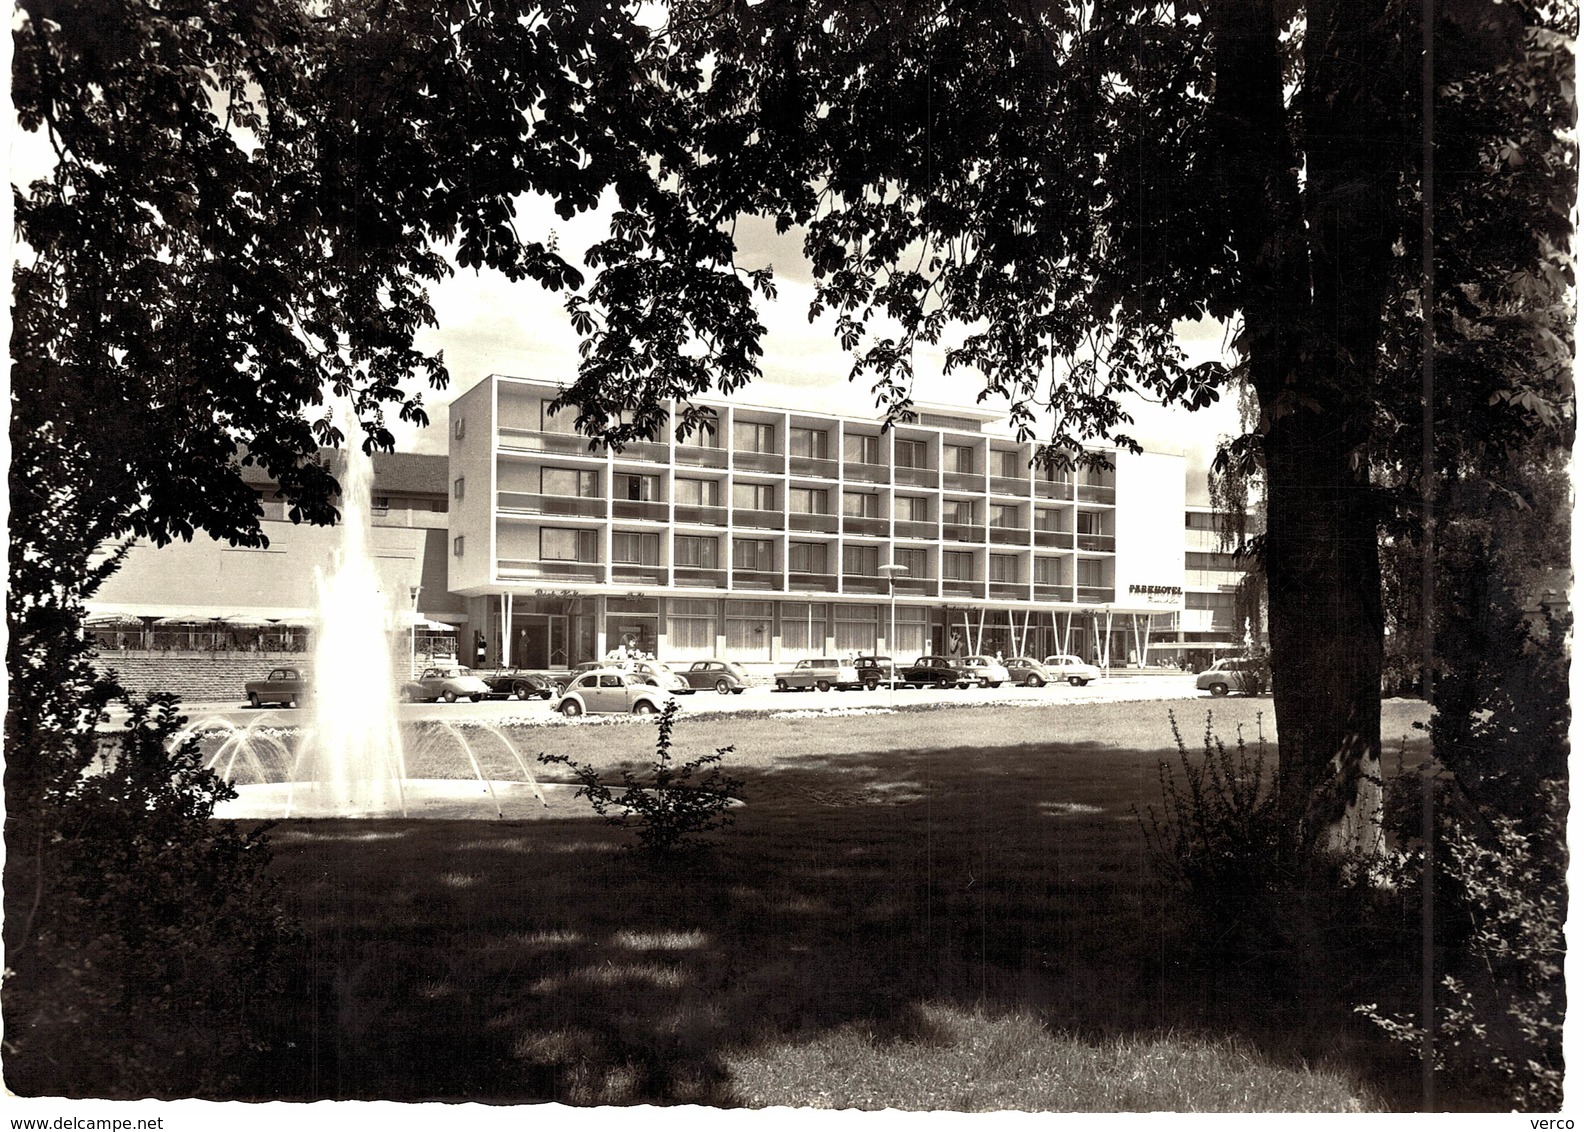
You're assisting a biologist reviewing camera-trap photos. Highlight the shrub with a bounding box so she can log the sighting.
[539,700,743,855]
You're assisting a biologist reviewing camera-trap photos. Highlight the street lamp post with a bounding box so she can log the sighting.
[878,563,909,706]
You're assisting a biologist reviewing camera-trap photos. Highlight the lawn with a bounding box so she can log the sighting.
[239,697,1435,1110]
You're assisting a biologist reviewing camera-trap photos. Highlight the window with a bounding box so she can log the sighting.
[893,548,928,578]
[895,495,930,522]
[781,601,828,653]
[541,467,600,497]
[789,487,828,514]
[989,554,1020,583]
[942,498,977,525]
[733,538,775,572]
[372,495,391,513]
[452,535,465,557]
[1077,511,1106,535]
[1035,507,1068,532]
[675,535,719,569]
[612,532,660,565]
[733,420,777,453]
[541,528,598,562]
[1035,557,1064,585]
[667,598,718,651]
[1187,552,1240,570]
[788,542,828,574]
[833,603,877,653]
[1081,463,1113,484]
[790,427,829,459]
[842,491,880,517]
[990,504,1022,528]
[943,444,975,474]
[1185,511,1223,530]
[725,600,774,657]
[1076,558,1106,587]
[1185,592,1237,610]
[679,421,720,448]
[894,438,927,468]
[733,482,777,511]
[453,416,466,440]
[842,544,880,576]
[540,399,579,434]
[674,477,720,506]
[942,551,976,580]
[844,433,882,464]
[452,477,465,501]
[993,449,1023,479]
[615,473,661,501]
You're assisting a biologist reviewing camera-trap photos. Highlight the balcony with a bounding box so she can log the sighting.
[893,519,936,540]
[989,582,1027,600]
[498,428,601,456]
[1076,586,1115,604]
[1034,478,1073,499]
[611,565,667,586]
[1033,583,1071,602]
[789,512,839,534]
[789,456,839,479]
[942,471,983,493]
[673,504,727,527]
[734,508,784,530]
[673,567,727,589]
[498,560,604,583]
[734,450,784,474]
[988,476,1031,497]
[941,579,982,598]
[942,523,982,543]
[843,460,889,484]
[613,499,669,522]
[842,515,888,537]
[731,569,783,591]
[1076,533,1116,552]
[675,445,728,468]
[497,492,605,518]
[1033,529,1072,549]
[787,571,839,593]
[841,575,887,594]
[893,576,937,596]
[1077,483,1116,504]
[615,440,669,464]
[893,465,939,488]
[989,526,1030,546]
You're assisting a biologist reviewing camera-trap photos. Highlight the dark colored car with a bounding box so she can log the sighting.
[475,668,557,700]
[245,667,307,708]
[852,656,899,689]
[679,659,750,694]
[898,656,970,689]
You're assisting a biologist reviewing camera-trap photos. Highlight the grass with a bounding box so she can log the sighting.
[227,696,1432,1109]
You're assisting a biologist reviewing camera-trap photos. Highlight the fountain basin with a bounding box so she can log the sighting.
[215,779,583,821]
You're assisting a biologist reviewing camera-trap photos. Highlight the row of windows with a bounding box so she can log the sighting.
[1185,552,1242,571]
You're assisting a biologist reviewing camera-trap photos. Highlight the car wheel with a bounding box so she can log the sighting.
[815,679,831,692]
[1068,676,1085,687]
[443,690,458,703]
[540,689,553,700]
[633,700,659,716]
[1209,682,1230,697]
[286,698,299,709]
[248,693,261,709]
[512,682,531,700]
[732,687,744,694]
[978,677,991,688]
[560,699,583,718]
[989,682,1002,689]
[715,678,731,694]
[864,680,879,692]
[1025,675,1045,688]
[775,679,789,692]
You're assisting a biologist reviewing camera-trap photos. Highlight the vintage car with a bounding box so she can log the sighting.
[244,667,308,708]
[678,659,750,694]
[401,666,493,703]
[1043,654,1103,686]
[852,656,899,690]
[1195,656,1270,697]
[630,659,694,694]
[1004,656,1053,687]
[772,656,860,692]
[473,668,557,700]
[959,655,1012,688]
[898,656,971,689]
[552,669,677,717]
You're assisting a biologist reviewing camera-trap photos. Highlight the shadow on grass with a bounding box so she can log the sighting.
[240,733,1432,1108]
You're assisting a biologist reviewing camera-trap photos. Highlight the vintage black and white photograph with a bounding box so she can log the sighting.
[5,0,1573,1119]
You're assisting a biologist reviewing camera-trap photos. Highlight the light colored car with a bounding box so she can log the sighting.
[629,659,694,695]
[553,669,677,717]
[1195,656,1269,697]
[1004,657,1053,687]
[401,666,493,703]
[772,656,860,692]
[1043,655,1102,686]
[959,655,1012,688]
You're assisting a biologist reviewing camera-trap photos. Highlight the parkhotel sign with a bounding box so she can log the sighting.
[1129,584,1183,606]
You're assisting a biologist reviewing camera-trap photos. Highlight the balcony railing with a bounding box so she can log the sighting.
[734,450,784,473]
[1077,483,1116,504]
[1033,529,1072,549]
[611,565,667,586]
[989,526,1030,546]
[941,579,982,597]
[893,520,936,540]
[1076,533,1116,552]
[1076,585,1115,604]
[841,575,887,594]
[734,508,784,530]
[988,581,1027,599]
[843,461,889,483]
[675,446,728,468]
[787,571,839,593]
[788,512,839,533]
[1034,478,1073,499]
[942,522,982,543]
[988,476,1031,497]
[892,577,936,596]
[615,440,669,464]
[789,456,839,479]
[893,466,939,488]
[613,499,669,522]
[498,560,604,582]
[673,503,727,526]
[942,471,982,492]
[842,515,888,537]
[1033,583,1071,602]
[498,428,601,456]
[497,492,605,517]
[673,567,727,588]
[731,569,783,591]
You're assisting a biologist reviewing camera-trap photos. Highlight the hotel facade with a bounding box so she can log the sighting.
[447,375,1191,673]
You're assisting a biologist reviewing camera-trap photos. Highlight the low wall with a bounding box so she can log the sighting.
[92,651,315,705]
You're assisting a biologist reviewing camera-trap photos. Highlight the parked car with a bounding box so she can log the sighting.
[959,655,1012,688]
[773,656,860,691]
[401,666,492,703]
[852,656,899,690]
[473,667,557,700]
[898,656,971,689]
[629,659,694,694]
[1195,656,1269,697]
[679,659,750,694]
[1004,657,1053,687]
[1043,654,1102,686]
[552,669,677,717]
[245,667,308,708]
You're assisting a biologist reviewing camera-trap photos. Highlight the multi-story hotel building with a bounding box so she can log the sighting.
[447,375,1189,673]
[1150,504,1265,662]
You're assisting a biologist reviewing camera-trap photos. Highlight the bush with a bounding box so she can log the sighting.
[3,694,297,1097]
[539,700,743,855]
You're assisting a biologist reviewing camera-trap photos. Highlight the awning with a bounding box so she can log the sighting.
[405,615,460,633]
[87,603,317,623]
